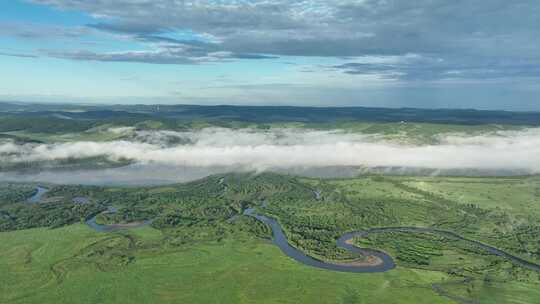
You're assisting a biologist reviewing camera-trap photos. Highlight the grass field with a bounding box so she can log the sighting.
[0,224,455,304]
[402,176,540,216]
[1,173,539,304]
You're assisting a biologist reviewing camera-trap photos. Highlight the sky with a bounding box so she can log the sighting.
[0,0,539,110]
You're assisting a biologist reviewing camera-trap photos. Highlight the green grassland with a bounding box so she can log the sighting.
[0,224,454,304]
[1,173,539,303]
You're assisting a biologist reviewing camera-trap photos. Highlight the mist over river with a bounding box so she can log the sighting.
[0,163,531,186]
[2,127,539,185]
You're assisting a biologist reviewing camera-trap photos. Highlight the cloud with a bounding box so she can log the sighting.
[0,0,529,108]
[0,51,38,58]
[19,0,539,83]
[46,49,198,65]
[29,0,540,56]
[330,54,540,81]
[46,48,277,65]
[87,22,169,35]
[2,128,540,173]
[0,21,90,39]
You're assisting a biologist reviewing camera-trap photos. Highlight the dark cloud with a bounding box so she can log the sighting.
[332,55,540,81]
[46,48,276,65]
[22,0,540,80]
[87,22,169,35]
[232,53,278,60]
[30,1,540,56]
[46,49,199,65]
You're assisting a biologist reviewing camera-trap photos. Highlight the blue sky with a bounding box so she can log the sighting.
[1,0,539,110]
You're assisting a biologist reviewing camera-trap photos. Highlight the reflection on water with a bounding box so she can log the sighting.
[0,163,531,186]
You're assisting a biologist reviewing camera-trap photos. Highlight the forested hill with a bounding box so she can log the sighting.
[1,102,540,126]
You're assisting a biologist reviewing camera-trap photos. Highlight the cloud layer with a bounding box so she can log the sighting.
[2,128,540,173]
[13,1,539,80]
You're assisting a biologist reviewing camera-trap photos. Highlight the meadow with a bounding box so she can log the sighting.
[0,223,456,304]
[1,173,539,303]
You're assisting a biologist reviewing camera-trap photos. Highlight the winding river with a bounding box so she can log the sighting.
[26,187,540,274]
[353,227,540,273]
[85,206,153,232]
[27,186,48,204]
[25,187,153,232]
[244,207,396,273]
[244,207,540,274]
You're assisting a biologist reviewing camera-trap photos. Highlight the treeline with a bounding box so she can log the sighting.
[95,207,156,225]
[0,184,36,207]
[0,201,105,231]
[0,115,95,133]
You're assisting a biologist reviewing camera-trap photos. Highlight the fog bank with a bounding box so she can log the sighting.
[2,128,540,173]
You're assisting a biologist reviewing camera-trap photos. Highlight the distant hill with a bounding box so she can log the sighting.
[1,102,540,126]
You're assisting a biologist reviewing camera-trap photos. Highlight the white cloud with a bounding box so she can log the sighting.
[2,128,540,173]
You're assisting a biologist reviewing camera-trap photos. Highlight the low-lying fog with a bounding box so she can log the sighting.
[1,127,539,185]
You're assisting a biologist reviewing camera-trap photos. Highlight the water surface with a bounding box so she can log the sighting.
[244,207,396,273]
[85,206,153,232]
[27,186,48,204]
